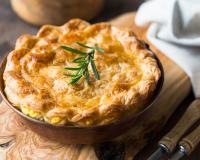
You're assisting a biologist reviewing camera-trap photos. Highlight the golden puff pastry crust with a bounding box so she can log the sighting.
[3,19,161,126]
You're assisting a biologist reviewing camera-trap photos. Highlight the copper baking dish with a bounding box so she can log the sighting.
[0,45,164,144]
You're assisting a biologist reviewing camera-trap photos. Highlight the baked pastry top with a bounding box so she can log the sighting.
[3,19,161,126]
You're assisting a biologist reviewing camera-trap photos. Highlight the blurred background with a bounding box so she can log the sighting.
[0,0,199,159]
[0,0,144,58]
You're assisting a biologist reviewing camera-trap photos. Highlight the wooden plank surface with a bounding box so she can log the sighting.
[0,12,192,160]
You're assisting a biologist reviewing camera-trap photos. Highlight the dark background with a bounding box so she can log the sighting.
[0,0,199,159]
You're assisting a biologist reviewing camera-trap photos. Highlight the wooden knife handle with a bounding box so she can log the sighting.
[179,125,200,155]
[159,99,200,153]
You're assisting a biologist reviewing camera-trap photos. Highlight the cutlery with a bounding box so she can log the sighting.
[170,125,200,160]
[148,100,200,160]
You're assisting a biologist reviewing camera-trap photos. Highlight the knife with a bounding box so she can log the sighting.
[148,100,200,160]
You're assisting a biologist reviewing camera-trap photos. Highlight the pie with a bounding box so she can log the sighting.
[3,19,161,126]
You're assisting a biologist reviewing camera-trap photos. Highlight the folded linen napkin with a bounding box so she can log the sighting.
[135,0,200,97]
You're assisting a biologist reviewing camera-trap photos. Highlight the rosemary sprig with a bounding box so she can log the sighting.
[61,42,105,85]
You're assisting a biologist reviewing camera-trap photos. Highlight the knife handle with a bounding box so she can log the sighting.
[179,124,200,155]
[159,99,200,153]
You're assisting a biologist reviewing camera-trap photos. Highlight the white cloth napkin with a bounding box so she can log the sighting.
[135,0,200,98]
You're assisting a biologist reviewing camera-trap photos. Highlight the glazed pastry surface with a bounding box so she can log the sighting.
[3,19,160,126]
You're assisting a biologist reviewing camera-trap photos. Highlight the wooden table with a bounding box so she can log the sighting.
[0,0,199,159]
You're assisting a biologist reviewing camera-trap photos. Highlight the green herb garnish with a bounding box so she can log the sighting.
[61,42,105,85]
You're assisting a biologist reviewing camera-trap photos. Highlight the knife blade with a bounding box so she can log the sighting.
[169,146,186,160]
[147,144,169,160]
